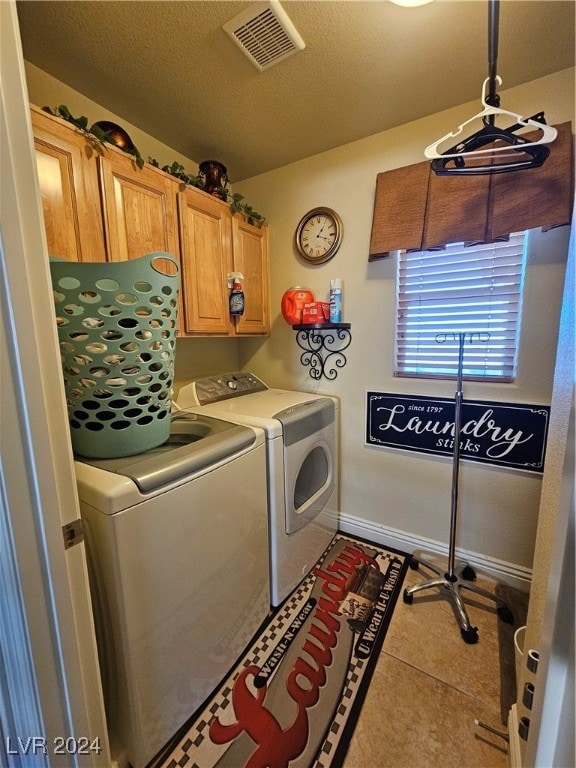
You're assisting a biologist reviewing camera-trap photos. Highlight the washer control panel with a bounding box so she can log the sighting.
[178,373,268,406]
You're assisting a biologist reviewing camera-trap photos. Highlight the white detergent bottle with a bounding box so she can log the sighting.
[329,279,342,323]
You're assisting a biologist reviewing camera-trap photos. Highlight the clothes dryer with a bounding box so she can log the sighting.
[75,411,269,768]
[177,373,339,605]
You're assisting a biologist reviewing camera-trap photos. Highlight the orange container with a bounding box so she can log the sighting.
[281,287,315,325]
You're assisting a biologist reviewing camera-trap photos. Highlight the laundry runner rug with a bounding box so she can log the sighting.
[160,533,410,768]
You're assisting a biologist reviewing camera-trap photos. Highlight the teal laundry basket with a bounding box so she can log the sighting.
[50,252,179,459]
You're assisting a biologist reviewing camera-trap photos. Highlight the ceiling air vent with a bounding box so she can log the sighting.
[223,0,305,72]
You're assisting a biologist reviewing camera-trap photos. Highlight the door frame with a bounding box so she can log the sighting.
[522,216,575,767]
[1,3,109,765]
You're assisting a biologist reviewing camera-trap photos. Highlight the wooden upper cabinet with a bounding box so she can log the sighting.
[178,186,231,335]
[98,151,180,264]
[31,106,106,262]
[30,105,269,337]
[232,218,270,335]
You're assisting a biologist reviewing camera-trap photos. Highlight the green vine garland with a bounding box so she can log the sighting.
[43,105,145,168]
[43,105,265,225]
[148,159,265,226]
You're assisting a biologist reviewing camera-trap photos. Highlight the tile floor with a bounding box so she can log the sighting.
[344,559,511,768]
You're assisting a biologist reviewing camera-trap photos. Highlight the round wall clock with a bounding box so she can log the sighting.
[295,207,343,264]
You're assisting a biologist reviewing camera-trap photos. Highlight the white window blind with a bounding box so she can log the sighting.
[395,233,526,381]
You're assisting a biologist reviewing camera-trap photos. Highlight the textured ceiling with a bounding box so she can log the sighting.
[16,0,575,181]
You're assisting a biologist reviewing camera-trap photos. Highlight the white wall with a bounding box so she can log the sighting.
[24,58,575,580]
[25,61,201,174]
[236,68,574,579]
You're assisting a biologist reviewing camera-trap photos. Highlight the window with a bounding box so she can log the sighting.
[395,233,527,381]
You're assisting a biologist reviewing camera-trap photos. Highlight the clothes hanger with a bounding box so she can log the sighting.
[425,0,557,175]
[424,77,558,161]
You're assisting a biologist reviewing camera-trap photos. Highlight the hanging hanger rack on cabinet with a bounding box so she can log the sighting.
[425,0,557,176]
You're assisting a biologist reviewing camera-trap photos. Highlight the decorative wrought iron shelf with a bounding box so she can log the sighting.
[292,323,352,380]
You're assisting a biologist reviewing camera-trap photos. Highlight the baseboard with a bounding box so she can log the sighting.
[337,509,532,591]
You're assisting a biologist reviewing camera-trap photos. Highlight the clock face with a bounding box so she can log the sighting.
[295,207,343,263]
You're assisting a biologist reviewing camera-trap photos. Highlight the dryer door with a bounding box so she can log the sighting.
[276,400,336,534]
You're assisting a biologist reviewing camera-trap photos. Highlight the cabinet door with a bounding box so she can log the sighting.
[178,186,231,335]
[98,152,180,264]
[232,218,269,335]
[31,108,106,262]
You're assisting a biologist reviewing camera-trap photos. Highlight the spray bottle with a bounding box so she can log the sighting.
[228,272,245,315]
[329,279,343,323]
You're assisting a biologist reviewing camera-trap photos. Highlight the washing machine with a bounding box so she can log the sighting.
[74,411,270,768]
[177,373,339,606]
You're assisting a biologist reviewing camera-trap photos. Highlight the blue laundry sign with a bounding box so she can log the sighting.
[366,392,550,473]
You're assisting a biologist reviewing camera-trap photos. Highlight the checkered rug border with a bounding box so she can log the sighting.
[156,533,410,768]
